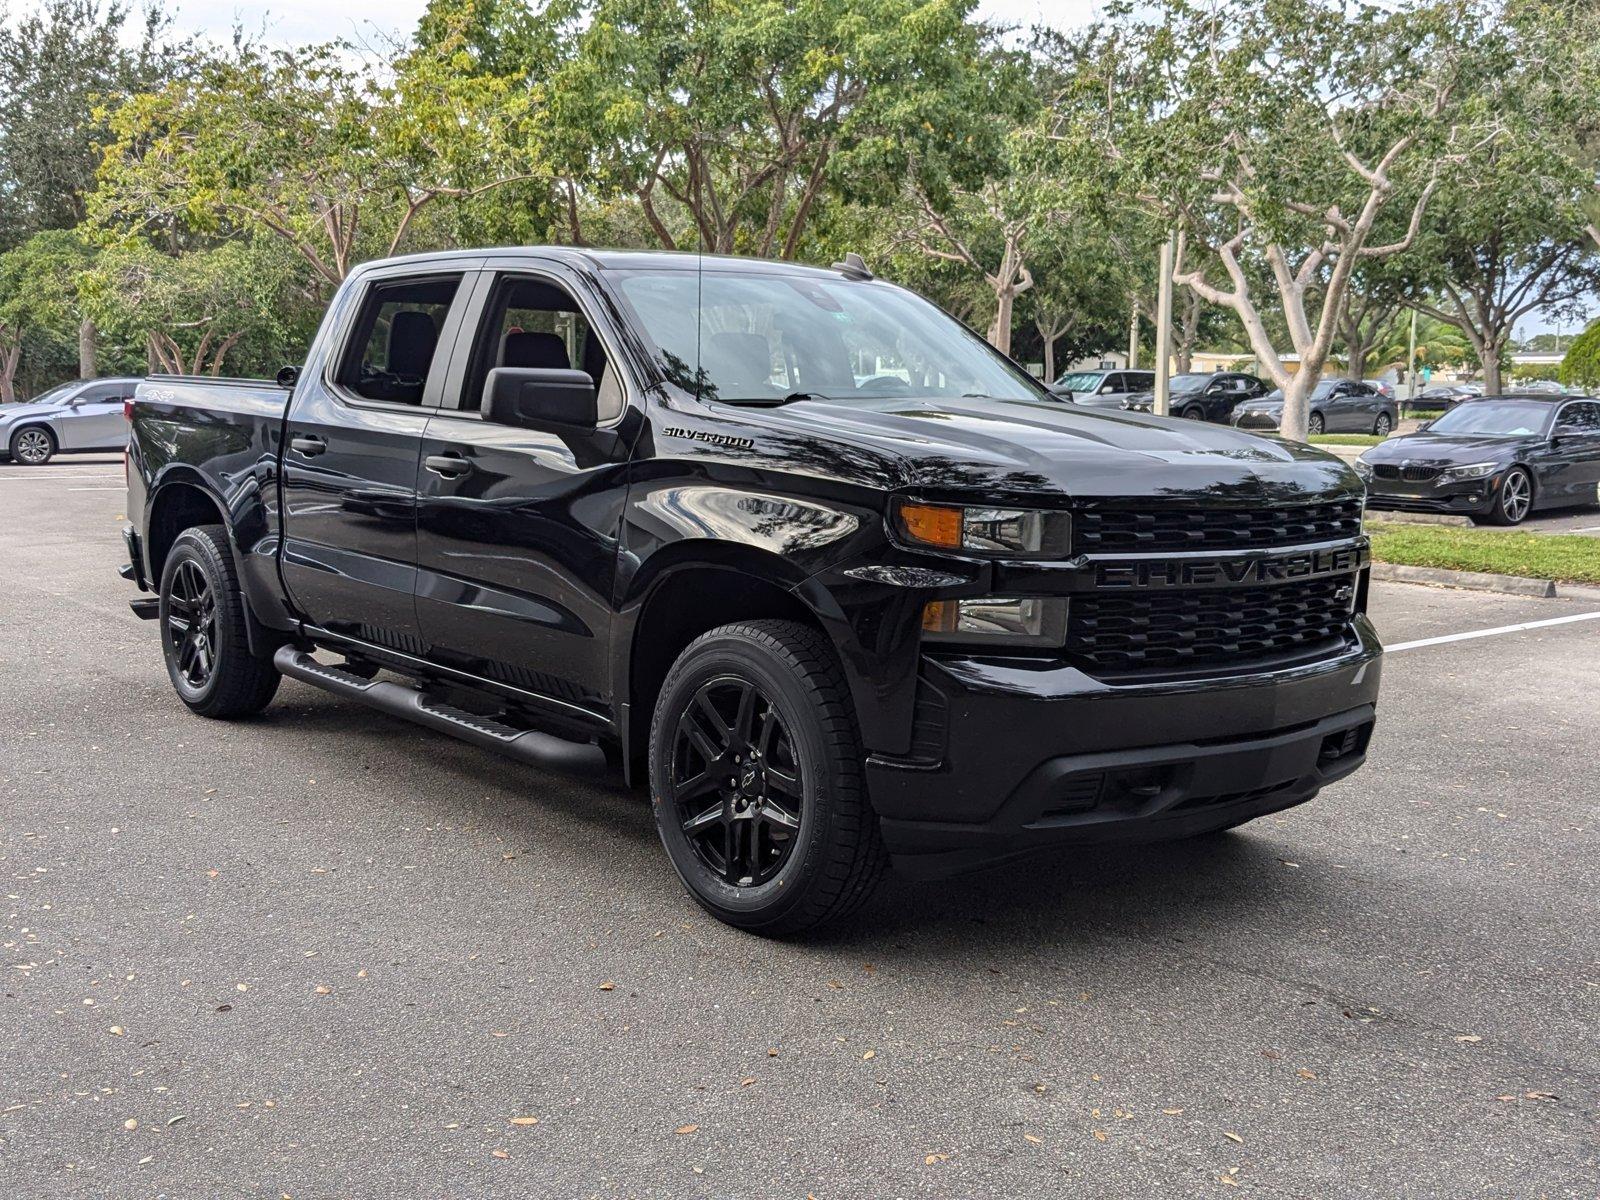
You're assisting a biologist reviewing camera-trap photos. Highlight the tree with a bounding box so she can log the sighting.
[0,1,184,248]
[534,0,1024,257]
[81,239,309,376]
[1337,261,1413,381]
[92,22,544,286]
[1559,320,1600,390]
[1080,0,1482,439]
[0,232,86,401]
[1398,6,1600,395]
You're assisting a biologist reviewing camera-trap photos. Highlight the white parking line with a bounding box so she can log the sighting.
[68,486,126,492]
[1387,611,1600,653]
[0,473,122,481]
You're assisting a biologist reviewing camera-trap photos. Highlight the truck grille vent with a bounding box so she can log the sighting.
[1372,464,1440,482]
[1074,500,1362,553]
[1069,575,1356,675]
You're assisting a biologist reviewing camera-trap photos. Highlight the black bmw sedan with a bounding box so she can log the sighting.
[1356,395,1600,524]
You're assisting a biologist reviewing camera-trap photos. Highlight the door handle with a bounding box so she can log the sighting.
[290,434,326,457]
[424,452,473,478]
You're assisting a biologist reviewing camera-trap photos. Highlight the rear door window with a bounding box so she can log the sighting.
[335,276,462,405]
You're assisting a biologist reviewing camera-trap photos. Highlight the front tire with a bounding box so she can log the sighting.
[1487,467,1532,526]
[649,620,887,935]
[1180,405,1205,421]
[1308,412,1326,436]
[9,426,55,465]
[158,525,280,717]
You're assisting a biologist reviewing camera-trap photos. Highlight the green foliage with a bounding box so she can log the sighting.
[0,0,187,249]
[1558,321,1600,390]
[0,229,95,400]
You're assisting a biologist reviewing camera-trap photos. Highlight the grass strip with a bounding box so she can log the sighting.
[1367,519,1600,584]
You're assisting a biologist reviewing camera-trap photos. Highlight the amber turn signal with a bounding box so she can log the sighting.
[921,600,958,633]
[897,501,963,549]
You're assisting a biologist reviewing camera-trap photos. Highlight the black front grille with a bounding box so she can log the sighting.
[1074,500,1362,553]
[1372,464,1439,482]
[1068,575,1356,675]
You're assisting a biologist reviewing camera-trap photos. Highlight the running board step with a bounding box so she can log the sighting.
[273,646,607,775]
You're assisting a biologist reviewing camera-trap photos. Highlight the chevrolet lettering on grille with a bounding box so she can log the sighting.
[1094,545,1366,589]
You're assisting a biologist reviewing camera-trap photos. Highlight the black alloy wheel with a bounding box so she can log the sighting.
[165,558,218,691]
[670,676,804,887]
[649,620,887,934]
[158,525,280,717]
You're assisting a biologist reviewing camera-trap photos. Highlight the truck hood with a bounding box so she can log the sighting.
[722,394,1359,504]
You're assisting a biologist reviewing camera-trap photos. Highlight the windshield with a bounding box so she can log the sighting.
[612,269,1044,405]
[1425,401,1551,437]
[1053,371,1103,394]
[16,382,76,406]
[1169,374,1210,393]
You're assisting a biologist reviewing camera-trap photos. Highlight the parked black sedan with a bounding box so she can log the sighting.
[1231,378,1398,436]
[1120,371,1270,421]
[1356,395,1600,524]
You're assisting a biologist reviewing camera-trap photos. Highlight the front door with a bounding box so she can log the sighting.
[1536,400,1600,504]
[59,381,132,449]
[412,264,636,722]
[279,265,477,648]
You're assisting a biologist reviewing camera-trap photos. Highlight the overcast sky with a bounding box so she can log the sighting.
[150,0,1100,45]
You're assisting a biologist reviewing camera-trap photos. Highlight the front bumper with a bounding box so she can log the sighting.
[866,618,1382,878]
[1363,473,1503,515]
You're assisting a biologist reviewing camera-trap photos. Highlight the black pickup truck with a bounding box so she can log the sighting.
[122,247,1381,933]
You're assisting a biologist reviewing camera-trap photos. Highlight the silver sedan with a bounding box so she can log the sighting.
[0,377,140,465]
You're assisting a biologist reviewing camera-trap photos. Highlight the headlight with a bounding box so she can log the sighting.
[921,596,1068,648]
[894,500,1070,558]
[1437,461,1500,483]
[1353,456,1374,480]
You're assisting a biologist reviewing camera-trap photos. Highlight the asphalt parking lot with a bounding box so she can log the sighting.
[2,455,1597,1198]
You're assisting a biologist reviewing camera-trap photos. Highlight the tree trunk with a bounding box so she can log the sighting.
[0,341,18,404]
[1346,339,1368,382]
[1042,335,1055,384]
[1282,372,1314,441]
[989,286,1015,355]
[79,318,97,378]
[1482,348,1502,396]
[1176,346,1193,374]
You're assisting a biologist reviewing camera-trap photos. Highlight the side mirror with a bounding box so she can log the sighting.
[483,366,597,434]
[276,364,301,388]
[1099,384,1115,394]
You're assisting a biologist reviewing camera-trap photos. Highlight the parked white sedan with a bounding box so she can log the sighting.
[0,377,140,465]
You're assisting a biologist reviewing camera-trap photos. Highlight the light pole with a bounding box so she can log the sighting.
[1153,234,1175,416]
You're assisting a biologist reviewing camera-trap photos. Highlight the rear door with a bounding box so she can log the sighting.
[1539,401,1600,503]
[279,261,479,647]
[411,261,637,723]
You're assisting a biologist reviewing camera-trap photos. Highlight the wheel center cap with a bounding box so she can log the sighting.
[739,764,758,791]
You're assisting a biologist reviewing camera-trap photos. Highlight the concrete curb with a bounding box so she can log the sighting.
[1371,562,1557,597]
[1368,511,1475,527]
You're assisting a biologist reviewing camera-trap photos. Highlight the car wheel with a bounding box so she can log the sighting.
[1180,405,1205,421]
[1487,467,1532,526]
[158,525,280,718]
[9,425,55,466]
[1373,412,1393,437]
[649,619,887,935]
[1308,412,1326,436]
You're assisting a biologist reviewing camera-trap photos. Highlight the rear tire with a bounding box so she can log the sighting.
[1308,412,1326,436]
[158,525,280,718]
[9,425,55,465]
[1373,412,1393,437]
[649,619,887,935]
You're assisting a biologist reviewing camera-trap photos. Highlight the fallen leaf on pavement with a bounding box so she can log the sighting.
[1162,1108,1184,1116]
[675,1124,698,1135]
[491,1149,509,1159]
[862,1050,875,1061]
[1223,1131,1243,1144]
[1453,1035,1481,1043]
[598,981,615,991]
[1024,1134,1043,1144]
[1092,1130,1107,1142]
[924,1153,948,1164]
[509,1117,539,1126]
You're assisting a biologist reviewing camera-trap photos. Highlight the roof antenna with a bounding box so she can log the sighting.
[831,252,873,281]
